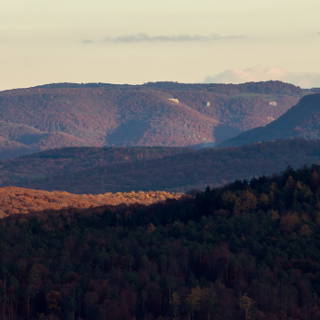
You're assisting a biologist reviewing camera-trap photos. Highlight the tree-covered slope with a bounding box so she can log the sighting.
[0,81,302,158]
[1,139,320,193]
[0,186,182,218]
[222,93,320,147]
[2,166,320,319]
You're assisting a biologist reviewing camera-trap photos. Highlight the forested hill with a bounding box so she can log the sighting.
[0,187,182,218]
[1,139,320,193]
[222,93,320,147]
[0,81,302,158]
[2,166,320,319]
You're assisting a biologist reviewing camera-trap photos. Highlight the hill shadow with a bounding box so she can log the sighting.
[106,120,149,145]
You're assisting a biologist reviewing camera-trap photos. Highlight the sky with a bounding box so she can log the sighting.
[1,0,320,90]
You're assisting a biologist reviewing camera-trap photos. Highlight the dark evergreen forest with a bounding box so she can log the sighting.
[2,166,320,319]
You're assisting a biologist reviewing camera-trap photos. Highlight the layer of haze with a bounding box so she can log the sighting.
[1,0,320,90]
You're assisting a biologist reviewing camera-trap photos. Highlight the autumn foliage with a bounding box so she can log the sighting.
[0,186,182,218]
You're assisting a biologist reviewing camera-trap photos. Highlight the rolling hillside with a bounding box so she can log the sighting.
[1,139,320,193]
[0,81,302,158]
[0,187,181,218]
[221,93,320,147]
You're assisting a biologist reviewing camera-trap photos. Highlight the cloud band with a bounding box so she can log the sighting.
[82,33,244,44]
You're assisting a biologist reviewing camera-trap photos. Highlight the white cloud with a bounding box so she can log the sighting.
[205,66,320,88]
[82,33,244,44]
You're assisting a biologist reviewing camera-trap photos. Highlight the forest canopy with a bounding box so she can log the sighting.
[2,165,320,319]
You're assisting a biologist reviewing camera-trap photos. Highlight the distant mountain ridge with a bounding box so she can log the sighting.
[0,80,303,158]
[221,93,320,147]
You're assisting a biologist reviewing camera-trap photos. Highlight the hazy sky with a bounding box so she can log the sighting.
[1,0,320,90]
